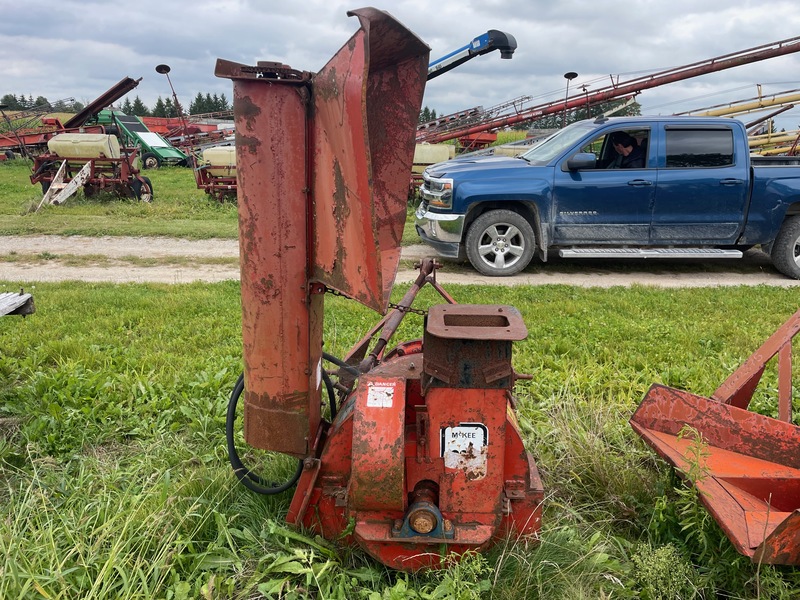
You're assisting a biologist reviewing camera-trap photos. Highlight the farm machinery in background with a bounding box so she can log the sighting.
[29,133,153,208]
[87,109,189,169]
[4,77,156,206]
[218,6,800,572]
[0,77,141,158]
[416,34,800,152]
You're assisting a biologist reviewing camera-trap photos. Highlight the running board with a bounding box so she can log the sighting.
[558,248,743,259]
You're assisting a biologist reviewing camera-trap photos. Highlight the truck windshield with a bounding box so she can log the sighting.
[519,122,596,165]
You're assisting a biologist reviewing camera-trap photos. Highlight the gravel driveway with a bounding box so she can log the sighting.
[1,235,798,288]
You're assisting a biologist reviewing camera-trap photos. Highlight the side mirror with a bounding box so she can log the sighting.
[566,152,597,171]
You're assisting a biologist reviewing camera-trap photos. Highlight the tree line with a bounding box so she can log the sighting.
[1,92,231,118]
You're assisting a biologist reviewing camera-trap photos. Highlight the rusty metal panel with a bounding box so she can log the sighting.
[349,375,406,511]
[712,308,800,408]
[310,8,429,313]
[215,62,321,457]
[632,383,800,564]
[423,304,527,389]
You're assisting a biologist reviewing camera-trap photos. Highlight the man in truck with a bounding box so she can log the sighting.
[608,131,646,168]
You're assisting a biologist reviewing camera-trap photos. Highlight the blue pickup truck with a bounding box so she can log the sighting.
[415,116,800,278]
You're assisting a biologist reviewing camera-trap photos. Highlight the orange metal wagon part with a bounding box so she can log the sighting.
[631,309,800,564]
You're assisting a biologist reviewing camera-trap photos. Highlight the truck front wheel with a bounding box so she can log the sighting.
[771,215,800,279]
[465,209,535,276]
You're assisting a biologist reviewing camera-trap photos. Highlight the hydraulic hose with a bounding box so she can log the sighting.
[226,357,347,494]
[226,373,303,495]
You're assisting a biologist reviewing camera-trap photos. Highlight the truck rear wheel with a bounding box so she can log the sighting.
[771,215,800,279]
[465,209,535,276]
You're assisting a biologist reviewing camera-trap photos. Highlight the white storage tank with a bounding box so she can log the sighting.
[202,146,236,177]
[47,133,121,159]
[412,143,454,174]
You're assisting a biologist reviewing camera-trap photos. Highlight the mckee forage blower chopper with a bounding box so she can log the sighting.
[217,8,543,570]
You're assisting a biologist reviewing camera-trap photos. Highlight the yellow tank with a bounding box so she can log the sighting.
[412,143,454,173]
[203,146,236,177]
[47,133,121,159]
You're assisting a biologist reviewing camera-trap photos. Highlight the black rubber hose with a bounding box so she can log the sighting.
[322,351,360,378]
[226,373,303,495]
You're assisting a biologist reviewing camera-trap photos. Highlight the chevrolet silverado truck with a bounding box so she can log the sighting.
[415,115,800,278]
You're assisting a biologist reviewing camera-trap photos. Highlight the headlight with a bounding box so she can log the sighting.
[421,176,453,209]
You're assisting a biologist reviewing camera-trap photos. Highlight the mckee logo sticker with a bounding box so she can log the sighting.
[441,423,488,480]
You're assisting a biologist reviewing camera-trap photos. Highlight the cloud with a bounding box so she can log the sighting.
[3,0,800,130]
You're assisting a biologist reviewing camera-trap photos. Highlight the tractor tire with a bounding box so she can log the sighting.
[771,215,800,279]
[132,177,154,203]
[465,209,536,276]
[142,152,161,170]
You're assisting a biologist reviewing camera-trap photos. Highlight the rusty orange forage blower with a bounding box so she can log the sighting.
[216,8,543,570]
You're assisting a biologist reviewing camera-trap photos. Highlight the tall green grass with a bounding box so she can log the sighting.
[2,281,800,598]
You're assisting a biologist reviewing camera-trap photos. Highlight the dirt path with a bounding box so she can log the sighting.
[1,235,799,287]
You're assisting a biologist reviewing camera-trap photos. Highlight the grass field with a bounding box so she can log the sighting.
[2,153,800,598]
[0,158,422,245]
[2,280,800,599]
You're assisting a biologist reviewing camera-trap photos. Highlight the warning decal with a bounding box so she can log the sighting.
[441,423,488,479]
[366,381,395,408]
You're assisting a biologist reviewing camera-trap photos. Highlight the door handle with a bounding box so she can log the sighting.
[627,179,653,187]
[720,178,745,186]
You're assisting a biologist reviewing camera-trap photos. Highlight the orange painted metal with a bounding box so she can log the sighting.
[631,308,800,564]
[216,60,319,458]
[219,7,542,571]
[289,304,543,571]
[310,8,429,313]
[215,8,427,457]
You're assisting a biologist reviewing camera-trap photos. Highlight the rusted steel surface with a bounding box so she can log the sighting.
[712,308,800,412]
[310,8,429,313]
[220,7,542,572]
[631,308,800,564]
[349,376,407,511]
[289,302,542,570]
[215,8,427,456]
[216,63,321,457]
[423,304,527,389]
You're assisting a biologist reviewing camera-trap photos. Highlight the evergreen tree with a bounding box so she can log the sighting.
[131,96,149,116]
[121,98,133,115]
[34,96,49,109]
[189,92,206,115]
[164,98,175,118]
[152,96,167,117]
[219,93,230,112]
[0,94,20,110]
[419,106,432,124]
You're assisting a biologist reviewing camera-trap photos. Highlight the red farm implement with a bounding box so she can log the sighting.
[632,309,800,564]
[30,134,153,208]
[217,8,542,571]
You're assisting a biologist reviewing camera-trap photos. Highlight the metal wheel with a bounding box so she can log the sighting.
[131,177,154,203]
[465,209,535,276]
[142,152,161,170]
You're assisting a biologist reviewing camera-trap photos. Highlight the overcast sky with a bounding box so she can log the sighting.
[3,1,800,130]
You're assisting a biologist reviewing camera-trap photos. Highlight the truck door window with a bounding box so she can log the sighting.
[665,129,733,168]
[577,128,649,169]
